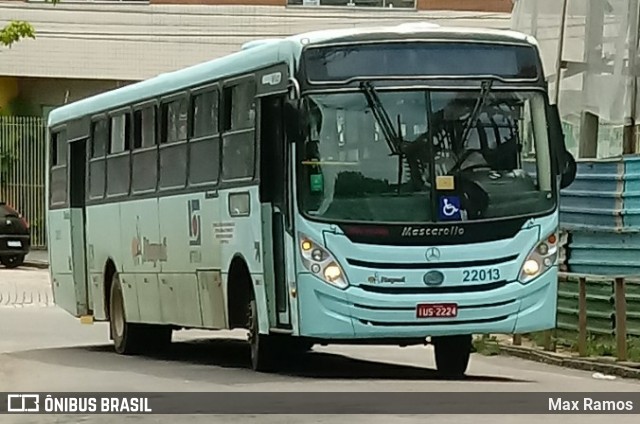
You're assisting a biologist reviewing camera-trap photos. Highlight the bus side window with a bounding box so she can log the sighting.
[89,118,108,200]
[106,113,131,197]
[221,79,256,181]
[50,129,68,206]
[189,89,220,186]
[132,105,158,194]
[159,96,188,189]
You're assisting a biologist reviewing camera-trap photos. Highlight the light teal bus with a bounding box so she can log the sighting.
[46,23,576,377]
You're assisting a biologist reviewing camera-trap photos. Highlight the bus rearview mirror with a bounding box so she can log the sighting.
[548,104,576,189]
[560,151,577,190]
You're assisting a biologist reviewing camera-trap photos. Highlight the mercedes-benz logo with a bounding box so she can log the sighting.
[425,247,441,261]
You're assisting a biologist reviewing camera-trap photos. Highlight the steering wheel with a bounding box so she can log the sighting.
[447,149,479,175]
[459,164,493,173]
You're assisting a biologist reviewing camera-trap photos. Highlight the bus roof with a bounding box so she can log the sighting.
[48,23,537,128]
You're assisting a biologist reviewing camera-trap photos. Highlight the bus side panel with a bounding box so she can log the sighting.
[85,202,131,321]
[220,186,269,334]
[198,191,225,329]
[158,193,204,328]
[48,208,78,315]
[119,197,162,324]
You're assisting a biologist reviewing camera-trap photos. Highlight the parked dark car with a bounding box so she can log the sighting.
[0,202,30,268]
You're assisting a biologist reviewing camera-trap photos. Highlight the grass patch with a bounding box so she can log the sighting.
[473,335,501,356]
[525,330,640,362]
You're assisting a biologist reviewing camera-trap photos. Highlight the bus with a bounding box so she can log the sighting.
[46,22,577,377]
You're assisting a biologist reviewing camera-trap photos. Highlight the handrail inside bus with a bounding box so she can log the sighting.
[288,77,301,100]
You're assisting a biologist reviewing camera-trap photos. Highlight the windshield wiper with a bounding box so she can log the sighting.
[360,81,411,194]
[359,81,402,155]
[459,80,494,148]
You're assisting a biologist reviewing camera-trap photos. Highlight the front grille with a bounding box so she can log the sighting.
[352,299,517,311]
[358,280,512,294]
[357,315,511,327]
[347,254,519,270]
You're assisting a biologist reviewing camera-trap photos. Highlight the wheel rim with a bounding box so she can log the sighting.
[112,290,125,338]
[247,301,258,363]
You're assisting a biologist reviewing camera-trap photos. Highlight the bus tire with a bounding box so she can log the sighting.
[433,334,472,378]
[247,299,278,372]
[146,325,172,349]
[109,273,144,355]
[284,337,313,356]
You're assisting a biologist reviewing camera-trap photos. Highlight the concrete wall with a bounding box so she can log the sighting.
[16,77,132,115]
[0,3,511,83]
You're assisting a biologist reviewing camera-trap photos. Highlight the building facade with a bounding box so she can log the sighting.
[1,0,512,116]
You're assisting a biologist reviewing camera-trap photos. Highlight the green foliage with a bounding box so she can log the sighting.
[528,330,640,362]
[0,97,40,117]
[472,335,501,356]
[1,1,60,49]
[0,21,36,48]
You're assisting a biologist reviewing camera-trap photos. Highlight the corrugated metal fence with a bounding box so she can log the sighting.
[0,116,47,248]
[556,156,640,339]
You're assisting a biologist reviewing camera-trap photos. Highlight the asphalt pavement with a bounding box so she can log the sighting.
[1,268,639,423]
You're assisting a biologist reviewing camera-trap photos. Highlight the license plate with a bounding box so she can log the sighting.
[7,241,22,248]
[416,303,458,318]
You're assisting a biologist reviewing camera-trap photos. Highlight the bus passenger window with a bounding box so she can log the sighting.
[161,97,188,143]
[91,119,108,158]
[133,107,156,149]
[191,90,219,138]
[222,80,255,132]
[109,114,130,154]
[51,130,67,166]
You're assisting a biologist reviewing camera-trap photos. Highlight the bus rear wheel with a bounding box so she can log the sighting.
[433,334,472,378]
[110,274,173,355]
[110,273,144,354]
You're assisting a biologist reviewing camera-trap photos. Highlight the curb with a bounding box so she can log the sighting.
[22,261,49,270]
[498,344,640,379]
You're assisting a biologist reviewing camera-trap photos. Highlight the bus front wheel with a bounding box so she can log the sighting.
[247,299,279,372]
[433,335,472,378]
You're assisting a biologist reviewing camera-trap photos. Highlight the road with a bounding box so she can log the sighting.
[1,268,639,423]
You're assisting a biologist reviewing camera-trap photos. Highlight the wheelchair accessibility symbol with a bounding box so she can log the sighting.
[438,196,462,221]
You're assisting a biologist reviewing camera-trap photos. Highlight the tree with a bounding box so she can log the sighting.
[1,0,58,48]
[0,21,35,48]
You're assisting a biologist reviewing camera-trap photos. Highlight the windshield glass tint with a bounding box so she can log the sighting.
[297,90,554,224]
[303,43,540,82]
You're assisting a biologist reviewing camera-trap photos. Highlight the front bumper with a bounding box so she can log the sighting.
[296,267,557,340]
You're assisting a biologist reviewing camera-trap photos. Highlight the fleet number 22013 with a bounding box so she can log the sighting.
[462,268,500,282]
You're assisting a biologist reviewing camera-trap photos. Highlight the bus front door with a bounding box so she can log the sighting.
[260,95,294,329]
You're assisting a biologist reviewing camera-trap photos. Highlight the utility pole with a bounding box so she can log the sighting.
[578,0,604,158]
[624,0,640,155]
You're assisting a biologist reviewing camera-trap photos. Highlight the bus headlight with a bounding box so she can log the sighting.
[298,233,349,289]
[519,232,558,283]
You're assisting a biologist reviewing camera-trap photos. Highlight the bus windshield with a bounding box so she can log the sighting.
[297,89,554,224]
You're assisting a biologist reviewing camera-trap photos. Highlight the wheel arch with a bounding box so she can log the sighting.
[226,253,255,330]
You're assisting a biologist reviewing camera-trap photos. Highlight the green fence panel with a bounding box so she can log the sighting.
[557,277,615,335]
